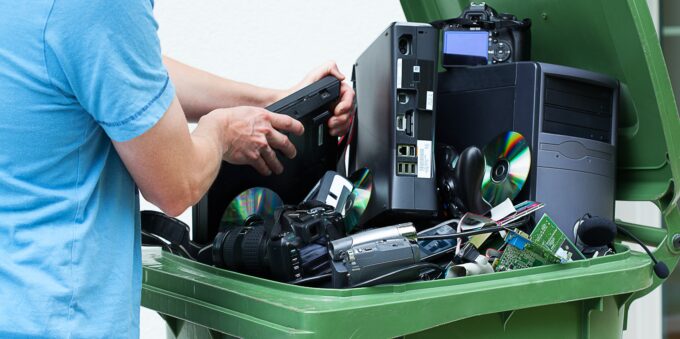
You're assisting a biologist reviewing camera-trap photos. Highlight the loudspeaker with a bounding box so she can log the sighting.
[437,62,619,240]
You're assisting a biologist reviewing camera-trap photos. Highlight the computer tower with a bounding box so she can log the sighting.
[437,62,619,239]
[348,22,439,227]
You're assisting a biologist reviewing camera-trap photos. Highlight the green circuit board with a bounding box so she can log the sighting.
[530,214,586,262]
[494,230,561,272]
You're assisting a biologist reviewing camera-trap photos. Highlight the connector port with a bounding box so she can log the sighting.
[398,35,412,55]
[397,144,417,157]
[405,110,414,136]
[397,162,417,176]
[396,114,406,132]
[397,92,409,104]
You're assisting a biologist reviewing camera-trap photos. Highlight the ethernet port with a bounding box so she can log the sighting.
[398,145,409,157]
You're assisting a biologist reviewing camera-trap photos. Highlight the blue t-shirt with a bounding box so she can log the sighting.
[0,0,175,337]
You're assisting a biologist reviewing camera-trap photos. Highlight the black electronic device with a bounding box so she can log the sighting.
[436,145,492,216]
[330,237,422,288]
[431,2,531,67]
[573,214,669,279]
[417,223,457,261]
[303,170,354,214]
[212,202,345,282]
[193,76,341,243]
[437,62,619,239]
[329,223,422,288]
[346,22,439,228]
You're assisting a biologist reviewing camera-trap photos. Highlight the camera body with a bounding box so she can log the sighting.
[436,2,531,67]
[212,203,345,282]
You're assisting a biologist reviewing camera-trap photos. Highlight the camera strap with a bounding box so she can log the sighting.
[430,17,530,31]
[140,210,213,264]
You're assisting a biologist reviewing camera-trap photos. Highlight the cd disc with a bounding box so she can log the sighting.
[221,187,283,227]
[481,131,531,206]
[343,168,373,232]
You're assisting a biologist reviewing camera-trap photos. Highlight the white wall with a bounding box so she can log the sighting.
[142,1,664,338]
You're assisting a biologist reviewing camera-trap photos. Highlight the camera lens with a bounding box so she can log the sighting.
[212,226,269,276]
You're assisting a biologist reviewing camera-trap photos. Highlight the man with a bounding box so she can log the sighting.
[0,1,354,337]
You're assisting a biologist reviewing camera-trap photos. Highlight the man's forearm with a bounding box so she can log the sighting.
[163,56,283,122]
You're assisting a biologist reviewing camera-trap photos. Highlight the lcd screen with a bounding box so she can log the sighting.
[442,30,489,66]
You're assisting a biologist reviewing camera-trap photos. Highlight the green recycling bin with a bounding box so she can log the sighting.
[141,0,680,338]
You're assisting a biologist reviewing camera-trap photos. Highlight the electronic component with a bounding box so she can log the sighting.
[192,76,341,243]
[303,171,354,213]
[330,237,421,288]
[417,224,457,261]
[438,62,619,240]
[432,3,531,67]
[494,230,561,272]
[532,214,585,262]
[347,22,439,228]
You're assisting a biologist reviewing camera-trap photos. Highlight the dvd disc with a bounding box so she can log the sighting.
[481,131,531,206]
[221,187,283,227]
[343,168,373,232]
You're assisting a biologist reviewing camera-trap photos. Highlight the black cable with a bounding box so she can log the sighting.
[351,262,444,288]
[418,225,513,240]
[616,225,669,279]
[290,273,332,286]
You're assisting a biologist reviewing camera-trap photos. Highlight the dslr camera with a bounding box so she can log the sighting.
[433,2,531,67]
[212,202,345,282]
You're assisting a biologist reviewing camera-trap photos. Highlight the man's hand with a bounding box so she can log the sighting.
[207,107,304,176]
[114,99,304,216]
[284,61,355,136]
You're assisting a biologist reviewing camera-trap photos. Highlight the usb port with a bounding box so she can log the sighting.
[398,144,416,157]
[396,114,406,131]
[397,162,417,176]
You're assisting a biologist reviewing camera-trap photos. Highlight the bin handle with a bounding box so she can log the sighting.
[620,197,680,299]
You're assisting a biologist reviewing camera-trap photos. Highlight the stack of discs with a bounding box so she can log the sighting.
[481,131,531,206]
[220,187,283,227]
[343,168,373,232]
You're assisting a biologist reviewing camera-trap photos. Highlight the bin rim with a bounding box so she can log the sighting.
[142,245,655,337]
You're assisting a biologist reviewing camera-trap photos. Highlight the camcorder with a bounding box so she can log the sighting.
[432,2,531,67]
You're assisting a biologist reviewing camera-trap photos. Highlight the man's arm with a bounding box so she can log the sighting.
[163,57,283,122]
[164,57,355,136]
[112,98,303,216]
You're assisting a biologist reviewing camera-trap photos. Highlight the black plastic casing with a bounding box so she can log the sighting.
[192,77,340,243]
[349,22,439,228]
[331,237,420,288]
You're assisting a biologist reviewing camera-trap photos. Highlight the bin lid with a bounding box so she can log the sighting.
[400,0,678,202]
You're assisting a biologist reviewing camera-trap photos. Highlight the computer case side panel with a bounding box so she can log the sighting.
[353,22,438,227]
